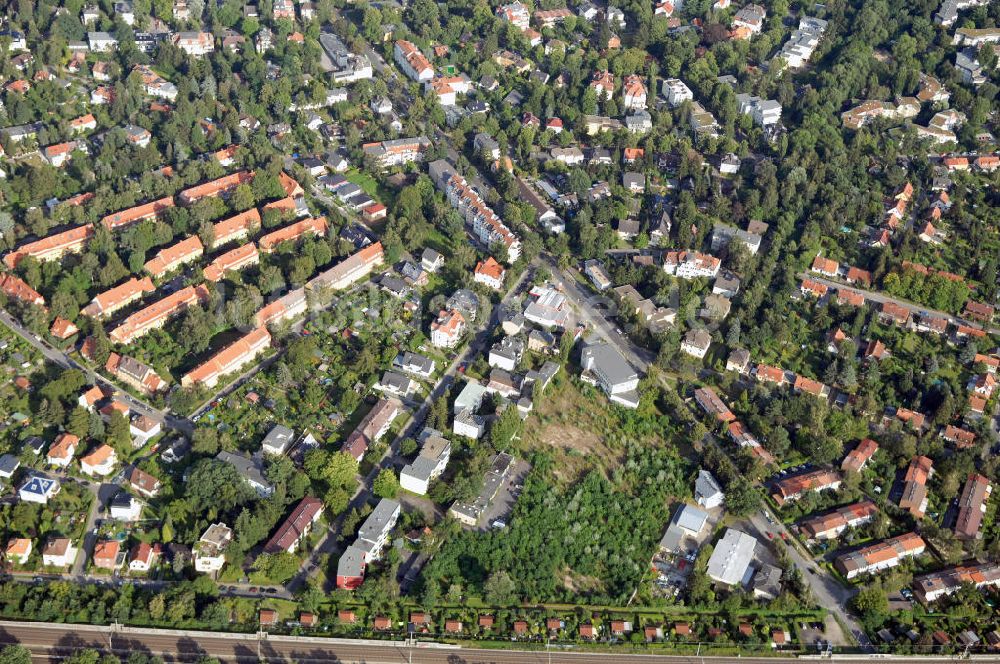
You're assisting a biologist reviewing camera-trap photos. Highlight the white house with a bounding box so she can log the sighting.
[42,538,77,567]
[431,309,466,348]
[19,476,60,504]
[662,78,693,107]
[400,430,452,495]
[681,329,712,359]
[394,40,433,82]
[80,444,117,477]
[194,523,232,573]
[695,470,725,509]
[88,32,118,52]
[109,491,143,521]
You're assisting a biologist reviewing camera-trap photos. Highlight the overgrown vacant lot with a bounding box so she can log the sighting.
[524,375,675,484]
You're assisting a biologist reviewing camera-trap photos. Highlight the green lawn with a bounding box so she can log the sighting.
[345,169,380,198]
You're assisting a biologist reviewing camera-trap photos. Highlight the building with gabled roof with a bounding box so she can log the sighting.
[255,288,307,328]
[694,387,735,422]
[178,171,254,205]
[259,217,328,253]
[955,473,991,540]
[341,398,401,461]
[203,243,259,282]
[181,327,271,389]
[394,40,433,81]
[211,208,261,248]
[4,224,95,269]
[842,439,878,473]
[109,285,211,344]
[915,562,1000,603]
[47,433,79,468]
[105,352,167,394]
[0,274,44,307]
[101,197,175,231]
[834,533,925,579]
[81,277,156,318]
[305,242,384,293]
[264,496,324,554]
[144,236,204,278]
[798,501,878,540]
[899,455,933,518]
[80,444,117,476]
[473,257,506,290]
[772,469,842,506]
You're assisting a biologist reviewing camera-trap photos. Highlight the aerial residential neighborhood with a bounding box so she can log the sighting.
[0,0,996,659]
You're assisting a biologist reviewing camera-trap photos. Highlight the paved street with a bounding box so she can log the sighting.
[745,507,869,648]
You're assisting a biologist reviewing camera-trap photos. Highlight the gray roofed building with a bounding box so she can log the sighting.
[375,370,416,397]
[488,336,525,372]
[700,293,732,320]
[216,451,274,497]
[379,275,410,298]
[712,272,742,298]
[449,452,514,526]
[0,453,20,479]
[706,528,758,586]
[711,223,762,255]
[625,110,653,133]
[354,498,400,558]
[400,429,451,495]
[580,337,641,408]
[752,563,782,600]
[446,289,480,321]
[336,544,367,583]
[261,424,295,456]
[622,172,645,193]
[659,504,709,554]
[454,380,488,415]
[695,469,725,509]
[394,351,436,379]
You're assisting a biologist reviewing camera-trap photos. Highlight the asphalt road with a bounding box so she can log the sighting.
[0,620,976,663]
[745,507,870,649]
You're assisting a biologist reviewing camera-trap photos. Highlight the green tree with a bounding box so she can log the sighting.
[372,469,399,499]
[0,645,32,664]
[483,570,517,606]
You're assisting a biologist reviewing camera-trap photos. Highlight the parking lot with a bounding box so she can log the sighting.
[477,458,531,532]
